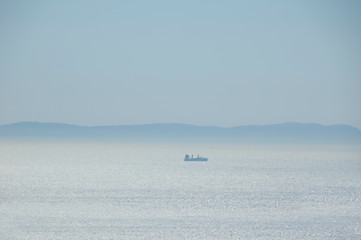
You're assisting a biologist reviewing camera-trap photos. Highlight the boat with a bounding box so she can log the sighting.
[184,154,208,162]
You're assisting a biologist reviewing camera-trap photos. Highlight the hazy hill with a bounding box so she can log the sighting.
[0,122,361,144]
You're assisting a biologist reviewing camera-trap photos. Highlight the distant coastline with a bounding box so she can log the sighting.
[0,121,361,144]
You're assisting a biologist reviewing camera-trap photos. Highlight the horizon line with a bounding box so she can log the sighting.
[1,121,360,130]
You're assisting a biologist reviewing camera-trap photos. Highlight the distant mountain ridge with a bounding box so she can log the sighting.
[0,121,361,144]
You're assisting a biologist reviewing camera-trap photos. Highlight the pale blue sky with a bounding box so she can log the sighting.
[1,0,361,128]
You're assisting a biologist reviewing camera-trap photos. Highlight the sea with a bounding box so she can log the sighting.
[1,141,361,239]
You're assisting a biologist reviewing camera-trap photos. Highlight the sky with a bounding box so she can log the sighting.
[1,0,361,128]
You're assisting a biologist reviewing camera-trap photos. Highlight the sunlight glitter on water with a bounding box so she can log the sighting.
[1,142,361,239]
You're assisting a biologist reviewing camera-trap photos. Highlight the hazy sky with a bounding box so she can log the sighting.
[1,0,361,128]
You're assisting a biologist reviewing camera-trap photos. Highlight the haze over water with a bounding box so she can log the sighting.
[1,142,360,239]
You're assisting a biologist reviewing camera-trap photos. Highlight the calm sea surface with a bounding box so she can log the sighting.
[1,142,361,239]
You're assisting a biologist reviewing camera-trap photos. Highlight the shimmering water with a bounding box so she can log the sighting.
[1,142,361,239]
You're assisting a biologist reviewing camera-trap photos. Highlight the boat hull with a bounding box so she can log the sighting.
[184,158,208,162]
